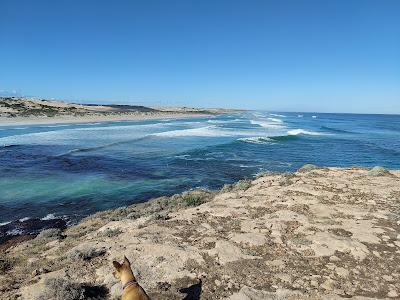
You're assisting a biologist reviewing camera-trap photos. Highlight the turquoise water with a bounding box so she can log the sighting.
[0,112,399,236]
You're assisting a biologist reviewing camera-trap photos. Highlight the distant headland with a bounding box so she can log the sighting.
[0,97,241,126]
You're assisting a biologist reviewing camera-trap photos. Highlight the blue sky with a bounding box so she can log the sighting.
[1,0,399,113]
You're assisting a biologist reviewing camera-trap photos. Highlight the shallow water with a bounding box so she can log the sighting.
[0,111,399,233]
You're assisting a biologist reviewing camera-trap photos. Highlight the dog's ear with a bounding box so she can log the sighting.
[113,260,122,270]
[123,256,131,266]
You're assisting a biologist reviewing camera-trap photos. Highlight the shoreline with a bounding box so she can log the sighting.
[1,165,399,245]
[0,112,215,127]
[1,166,399,299]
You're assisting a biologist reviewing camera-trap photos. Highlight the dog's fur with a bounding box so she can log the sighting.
[113,256,150,300]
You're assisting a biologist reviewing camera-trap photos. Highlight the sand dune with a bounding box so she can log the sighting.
[0,97,237,126]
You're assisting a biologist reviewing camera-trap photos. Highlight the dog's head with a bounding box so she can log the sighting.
[112,256,133,280]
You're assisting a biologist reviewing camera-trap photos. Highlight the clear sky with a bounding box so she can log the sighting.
[1,0,399,113]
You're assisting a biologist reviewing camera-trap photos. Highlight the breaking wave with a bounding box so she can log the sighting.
[206,119,243,124]
[269,113,287,118]
[238,137,274,144]
[267,117,283,123]
[152,126,236,137]
[250,120,283,129]
[287,129,324,136]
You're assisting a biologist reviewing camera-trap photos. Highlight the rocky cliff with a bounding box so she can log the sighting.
[1,167,399,299]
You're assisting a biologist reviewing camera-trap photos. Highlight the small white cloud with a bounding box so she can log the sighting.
[0,89,24,97]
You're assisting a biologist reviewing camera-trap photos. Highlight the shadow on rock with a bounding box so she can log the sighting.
[179,280,202,300]
[81,283,109,299]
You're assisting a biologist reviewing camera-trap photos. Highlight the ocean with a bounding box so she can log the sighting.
[0,111,399,240]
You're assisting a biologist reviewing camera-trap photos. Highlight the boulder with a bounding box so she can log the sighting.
[298,164,318,172]
[368,166,388,176]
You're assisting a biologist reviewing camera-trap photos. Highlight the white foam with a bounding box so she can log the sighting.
[152,126,234,138]
[180,121,203,125]
[174,154,191,159]
[19,217,30,222]
[237,164,262,168]
[0,221,11,226]
[207,119,243,124]
[77,123,168,131]
[287,129,323,136]
[250,120,283,129]
[238,137,273,144]
[0,122,170,147]
[270,113,287,118]
[267,117,283,123]
[39,124,70,128]
[298,115,303,118]
[6,229,23,236]
[312,115,317,118]
[41,213,57,220]
[207,120,224,124]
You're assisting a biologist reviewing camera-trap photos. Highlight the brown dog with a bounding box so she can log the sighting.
[113,256,150,300]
